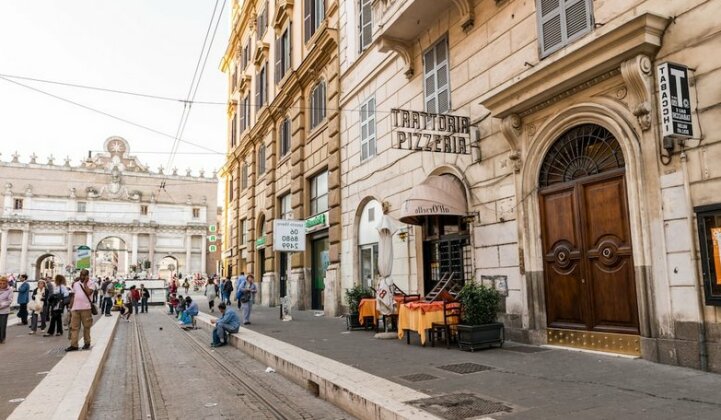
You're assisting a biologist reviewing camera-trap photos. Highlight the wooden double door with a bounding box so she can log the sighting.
[540,170,639,334]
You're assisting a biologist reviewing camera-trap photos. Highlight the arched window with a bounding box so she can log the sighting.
[310,81,326,129]
[279,118,291,157]
[358,200,381,288]
[257,143,266,176]
[539,124,624,188]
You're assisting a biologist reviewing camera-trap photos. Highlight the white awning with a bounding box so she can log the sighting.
[399,175,467,225]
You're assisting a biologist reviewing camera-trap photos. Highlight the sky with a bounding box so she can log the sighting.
[0,1,230,193]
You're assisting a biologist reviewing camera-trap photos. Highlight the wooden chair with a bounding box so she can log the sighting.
[430,301,462,348]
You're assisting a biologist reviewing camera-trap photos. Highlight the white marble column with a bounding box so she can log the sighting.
[200,234,207,275]
[66,231,73,268]
[0,229,8,274]
[131,233,138,266]
[19,229,29,275]
[148,233,156,276]
[185,234,192,274]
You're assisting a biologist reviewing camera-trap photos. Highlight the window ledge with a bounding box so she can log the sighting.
[308,119,329,139]
[277,153,291,166]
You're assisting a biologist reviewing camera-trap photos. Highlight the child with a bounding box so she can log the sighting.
[114,293,126,316]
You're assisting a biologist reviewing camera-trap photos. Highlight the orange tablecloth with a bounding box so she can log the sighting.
[397,301,455,345]
[358,296,405,325]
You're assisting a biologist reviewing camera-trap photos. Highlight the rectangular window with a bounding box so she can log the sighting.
[279,118,291,157]
[192,208,200,219]
[256,62,268,107]
[240,95,249,132]
[280,193,292,219]
[257,1,269,40]
[310,82,326,129]
[241,219,248,245]
[275,26,292,83]
[77,202,86,213]
[310,171,328,215]
[229,178,234,201]
[304,0,325,41]
[536,0,594,57]
[257,144,266,175]
[239,100,246,134]
[13,198,22,210]
[360,96,376,161]
[358,0,373,52]
[242,163,249,189]
[423,37,451,114]
[359,243,379,289]
[230,114,237,147]
[141,205,148,216]
[242,42,249,69]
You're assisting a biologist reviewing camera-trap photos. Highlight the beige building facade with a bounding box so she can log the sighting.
[220,0,342,313]
[0,137,218,280]
[338,0,721,372]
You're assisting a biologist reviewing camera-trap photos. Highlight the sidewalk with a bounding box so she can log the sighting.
[194,297,721,419]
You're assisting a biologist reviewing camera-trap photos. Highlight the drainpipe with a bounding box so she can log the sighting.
[680,148,708,371]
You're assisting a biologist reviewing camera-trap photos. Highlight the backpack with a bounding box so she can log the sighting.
[223,280,233,294]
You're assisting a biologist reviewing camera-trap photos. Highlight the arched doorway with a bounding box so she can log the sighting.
[36,254,62,280]
[95,237,128,278]
[158,256,179,280]
[358,199,382,289]
[538,124,639,334]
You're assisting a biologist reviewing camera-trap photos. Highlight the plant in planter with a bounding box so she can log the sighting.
[456,281,504,351]
[344,284,374,330]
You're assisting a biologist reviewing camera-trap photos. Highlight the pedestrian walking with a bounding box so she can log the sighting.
[234,272,246,309]
[140,284,150,313]
[210,303,240,347]
[205,278,217,313]
[29,279,47,335]
[16,274,30,325]
[239,274,257,325]
[101,278,113,316]
[182,278,190,295]
[130,285,140,315]
[66,269,95,352]
[123,287,134,321]
[0,276,13,344]
[223,277,234,306]
[45,275,68,337]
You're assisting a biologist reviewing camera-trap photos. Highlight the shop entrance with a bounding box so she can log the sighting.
[311,235,329,310]
[539,124,639,335]
[422,216,471,294]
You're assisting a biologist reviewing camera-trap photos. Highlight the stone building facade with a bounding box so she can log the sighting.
[0,137,218,280]
[338,0,721,372]
[220,0,342,313]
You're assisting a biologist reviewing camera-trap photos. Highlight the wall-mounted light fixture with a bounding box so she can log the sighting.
[398,227,409,241]
[463,211,480,226]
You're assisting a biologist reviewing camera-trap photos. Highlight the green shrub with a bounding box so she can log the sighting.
[457,281,502,325]
[344,284,374,314]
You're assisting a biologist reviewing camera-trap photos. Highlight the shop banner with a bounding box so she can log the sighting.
[75,245,91,269]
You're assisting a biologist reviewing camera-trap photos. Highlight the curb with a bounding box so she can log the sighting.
[194,313,441,420]
[8,314,120,420]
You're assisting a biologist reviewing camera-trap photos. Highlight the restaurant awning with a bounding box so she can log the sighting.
[399,175,468,225]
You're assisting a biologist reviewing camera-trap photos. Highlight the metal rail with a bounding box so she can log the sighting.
[134,318,160,420]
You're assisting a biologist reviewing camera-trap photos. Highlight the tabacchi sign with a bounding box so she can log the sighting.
[391,108,471,155]
[657,62,693,139]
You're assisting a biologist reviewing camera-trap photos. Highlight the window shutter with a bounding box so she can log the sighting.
[435,39,450,114]
[537,0,562,57]
[275,36,282,84]
[368,97,376,157]
[304,0,313,41]
[255,73,261,111]
[359,0,373,51]
[564,0,592,39]
[285,24,292,73]
[317,0,325,26]
[257,10,262,40]
[423,48,436,113]
[239,101,245,133]
[262,64,268,104]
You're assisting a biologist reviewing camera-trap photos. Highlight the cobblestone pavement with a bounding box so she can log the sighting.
[0,316,85,418]
[89,308,353,420]
[187,297,721,420]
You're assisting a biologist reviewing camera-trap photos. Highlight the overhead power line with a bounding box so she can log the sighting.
[0,73,226,105]
[0,75,225,155]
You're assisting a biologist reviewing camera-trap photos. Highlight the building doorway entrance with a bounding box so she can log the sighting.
[539,124,639,335]
[159,256,179,280]
[422,216,471,294]
[36,254,62,280]
[311,235,329,310]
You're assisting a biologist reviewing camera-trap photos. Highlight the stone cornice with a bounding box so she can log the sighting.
[478,12,669,119]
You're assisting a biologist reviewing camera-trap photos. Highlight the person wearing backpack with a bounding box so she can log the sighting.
[66,269,96,351]
[45,275,68,337]
[239,274,257,325]
[223,277,234,305]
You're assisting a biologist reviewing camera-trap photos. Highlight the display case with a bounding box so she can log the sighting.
[695,203,721,306]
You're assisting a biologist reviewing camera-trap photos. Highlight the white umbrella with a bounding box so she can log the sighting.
[375,215,399,316]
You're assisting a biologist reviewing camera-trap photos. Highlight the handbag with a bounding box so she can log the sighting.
[91,303,99,315]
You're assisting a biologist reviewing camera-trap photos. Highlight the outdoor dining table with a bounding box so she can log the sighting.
[358,295,405,326]
[397,301,456,346]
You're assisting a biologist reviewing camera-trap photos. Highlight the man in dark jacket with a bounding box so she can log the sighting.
[17,274,30,325]
[223,278,233,305]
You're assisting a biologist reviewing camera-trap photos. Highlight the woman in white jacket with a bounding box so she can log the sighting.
[205,278,218,313]
[29,279,47,335]
[0,276,13,343]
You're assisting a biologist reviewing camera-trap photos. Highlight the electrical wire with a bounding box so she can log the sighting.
[0,75,225,155]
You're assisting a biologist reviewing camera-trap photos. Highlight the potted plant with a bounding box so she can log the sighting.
[456,281,504,351]
[344,284,374,330]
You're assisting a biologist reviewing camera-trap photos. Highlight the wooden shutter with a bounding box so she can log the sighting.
[423,48,436,113]
[285,24,292,73]
[537,0,562,56]
[359,0,372,51]
[304,0,313,41]
[564,0,592,39]
[255,72,261,111]
[239,101,245,133]
[537,0,592,57]
[368,97,376,157]
[275,36,282,84]
[435,39,450,114]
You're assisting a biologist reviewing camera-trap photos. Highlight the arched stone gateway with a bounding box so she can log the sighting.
[537,124,639,335]
[36,254,63,280]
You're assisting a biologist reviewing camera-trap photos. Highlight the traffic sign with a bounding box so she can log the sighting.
[273,220,306,252]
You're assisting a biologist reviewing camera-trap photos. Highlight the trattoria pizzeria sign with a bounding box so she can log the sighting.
[391,108,471,155]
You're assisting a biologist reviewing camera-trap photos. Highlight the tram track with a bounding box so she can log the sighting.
[133,316,168,420]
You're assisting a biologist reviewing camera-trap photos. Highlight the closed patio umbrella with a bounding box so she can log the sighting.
[376,214,399,316]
